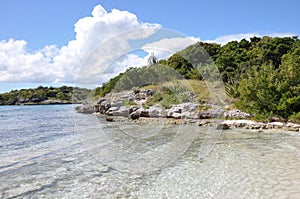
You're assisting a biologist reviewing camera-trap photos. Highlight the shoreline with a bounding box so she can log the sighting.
[93,113,300,132]
[0,101,82,106]
[77,89,300,132]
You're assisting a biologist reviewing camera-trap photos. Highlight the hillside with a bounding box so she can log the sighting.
[92,36,300,122]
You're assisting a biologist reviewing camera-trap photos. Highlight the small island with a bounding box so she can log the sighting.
[0,86,90,105]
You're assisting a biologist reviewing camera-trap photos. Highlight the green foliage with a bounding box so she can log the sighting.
[236,63,279,115]
[0,86,91,105]
[160,94,179,109]
[95,72,125,97]
[92,35,300,121]
[112,64,183,92]
[122,99,135,107]
[236,41,300,119]
[224,81,240,98]
[288,112,300,124]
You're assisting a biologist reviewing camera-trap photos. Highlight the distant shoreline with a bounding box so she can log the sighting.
[0,100,81,106]
[0,102,82,106]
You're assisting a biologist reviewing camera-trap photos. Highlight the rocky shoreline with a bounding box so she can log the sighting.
[76,89,300,132]
[17,99,74,105]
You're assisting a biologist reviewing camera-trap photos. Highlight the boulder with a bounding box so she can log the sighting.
[199,111,211,119]
[112,106,130,117]
[181,111,199,119]
[167,105,182,118]
[106,117,114,122]
[97,98,106,104]
[130,111,141,120]
[224,109,253,119]
[216,123,230,130]
[111,100,123,108]
[106,106,119,115]
[172,113,183,119]
[181,103,199,112]
[148,105,164,117]
[75,105,94,114]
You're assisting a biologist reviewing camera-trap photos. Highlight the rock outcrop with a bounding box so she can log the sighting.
[76,89,300,132]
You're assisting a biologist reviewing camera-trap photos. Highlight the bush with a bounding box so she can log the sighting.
[288,112,300,123]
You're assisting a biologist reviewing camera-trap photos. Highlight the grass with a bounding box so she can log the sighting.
[111,80,226,109]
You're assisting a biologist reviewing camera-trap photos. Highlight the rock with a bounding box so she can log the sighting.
[75,105,94,114]
[199,111,211,119]
[140,109,150,117]
[130,111,141,120]
[148,105,165,117]
[181,103,199,112]
[106,117,114,122]
[145,89,154,96]
[269,116,288,123]
[216,123,230,130]
[97,98,106,104]
[181,111,199,119]
[267,122,285,129]
[130,105,139,112]
[94,104,100,112]
[198,120,211,126]
[111,100,123,108]
[18,98,29,103]
[99,100,111,113]
[112,106,130,117]
[285,124,300,131]
[106,106,119,115]
[224,109,253,119]
[171,113,182,119]
[210,109,224,118]
[167,105,182,118]
[134,89,140,94]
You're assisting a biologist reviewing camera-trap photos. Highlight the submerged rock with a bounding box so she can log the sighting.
[75,105,94,114]
[216,123,230,130]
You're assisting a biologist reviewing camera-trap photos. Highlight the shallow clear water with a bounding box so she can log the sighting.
[0,105,300,198]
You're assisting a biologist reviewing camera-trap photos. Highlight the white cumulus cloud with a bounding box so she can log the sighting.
[0,4,298,88]
[0,4,160,85]
[142,37,200,60]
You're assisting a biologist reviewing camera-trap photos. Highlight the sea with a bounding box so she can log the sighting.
[0,105,300,198]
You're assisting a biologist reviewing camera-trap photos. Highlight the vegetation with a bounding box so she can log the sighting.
[0,86,91,105]
[3,35,300,122]
[92,35,300,121]
[179,36,300,120]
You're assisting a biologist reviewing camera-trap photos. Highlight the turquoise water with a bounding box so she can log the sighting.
[1,105,300,198]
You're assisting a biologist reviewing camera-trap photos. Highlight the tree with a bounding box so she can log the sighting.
[276,44,300,117]
[236,63,278,115]
[166,53,198,79]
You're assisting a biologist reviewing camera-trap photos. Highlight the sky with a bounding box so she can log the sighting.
[0,0,299,93]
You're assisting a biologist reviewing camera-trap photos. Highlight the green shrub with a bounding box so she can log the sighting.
[160,93,179,109]
[288,112,300,124]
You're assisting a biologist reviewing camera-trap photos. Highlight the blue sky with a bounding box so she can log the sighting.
[0,0,299,92]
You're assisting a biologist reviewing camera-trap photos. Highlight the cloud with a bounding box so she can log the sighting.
[95,36,200,85]
[0,5,160,84]
[0,4,298,87]
[142,37,200,60]
[98,54,146,85]
[0,39,59,82]
[205,32,297,45]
